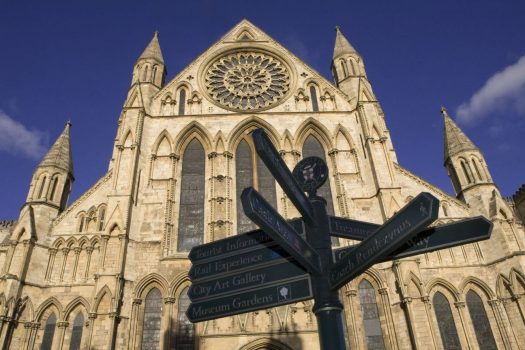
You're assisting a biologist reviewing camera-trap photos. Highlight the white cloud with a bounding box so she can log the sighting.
[456,54,525,124]
[0,111,48,159]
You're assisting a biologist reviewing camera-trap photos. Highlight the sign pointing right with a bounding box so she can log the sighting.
[329,192,439,290]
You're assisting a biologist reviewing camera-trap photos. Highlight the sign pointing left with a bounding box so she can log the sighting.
[242,187,322,275]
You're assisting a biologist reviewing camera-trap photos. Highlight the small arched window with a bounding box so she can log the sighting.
[152,66,158,84]
[78,215,85,233]
[309,85,319,112]
[98,207,106,231]
[69,313,85,350]
[49,177,59,201]
[41,313,57,350]
[178,89,187,115]
[143,65,149,81]
[471,158,483,181]
[235,137,277,234]
[38,176,47,198]
[340,60,348,78]
[349,59,357,75]
[466,290,497,349]
[141,288,162,349]
[175,287,194,349]
[178,138,205,252]
[460,160,473,184]
[433,292,461,349]
[358,280,385,349]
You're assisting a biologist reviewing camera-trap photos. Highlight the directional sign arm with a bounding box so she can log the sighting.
[241,187,322,275]
[251,129,315,225]
[329,192,439,290]
[329,216,380,240]
[333,216,493,263]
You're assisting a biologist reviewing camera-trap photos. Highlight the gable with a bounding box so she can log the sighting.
[150,19,353,116]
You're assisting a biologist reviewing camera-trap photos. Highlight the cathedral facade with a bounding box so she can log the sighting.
[0,20,524,350]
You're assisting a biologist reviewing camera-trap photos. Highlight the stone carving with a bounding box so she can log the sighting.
[205,51,290,111]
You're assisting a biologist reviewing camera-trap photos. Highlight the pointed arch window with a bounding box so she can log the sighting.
[49,176,59,201]
[302,135,334,215]
[178,89,187,116]
[235,137,277,233]
[78,215,85,233]
[340,60,348,78]
[178,138,205,252]
[38,175,47,198]
[69,313,85,350]
[471,158,483,181]
[41,313,57,350]
[152,65,158,84]
[175,287,194,349]
[141,288,162,350]
[98,207,106,232]
[309,86,319,112]
[143,65,149,81]
[349,59,357,75]
[433,292,461,350]
[358,280,385,350]
[460,160,473,184]
[466,290,497,349]
[60,179,70,208]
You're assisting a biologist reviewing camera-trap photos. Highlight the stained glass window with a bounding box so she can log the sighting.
[141,288,162,350]
[466,290,497,350]
[178,139,205,252]
[433,292,461,350]
[175,288,194,350]
[40,313,56,350]
[358,280,385,350]
[359,280,385,350]
[302,135,338,245]
[235,137,277,234]
[69,313,84,350]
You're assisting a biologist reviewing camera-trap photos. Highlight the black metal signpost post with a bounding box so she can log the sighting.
[186,128,494,350]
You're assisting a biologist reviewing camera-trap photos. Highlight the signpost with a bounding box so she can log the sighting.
[333,216,493,263]
[186,128,494,350]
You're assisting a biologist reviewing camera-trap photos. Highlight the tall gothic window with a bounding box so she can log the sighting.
[41,313,57,350]
[178,89,186,116]
[235,137,277,233]
[141,288,162,350]
[177,139,205,252]
[471,158,483,181]
[358,280,385,350]
[69,313,84,350]
[309,86,319,112]
[466,290,497,350]
[433,292,461,350]
[461,160,473,184]
[302,135,334,214]
[175,288,194,350]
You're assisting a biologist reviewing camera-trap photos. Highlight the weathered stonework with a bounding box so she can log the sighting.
[0,20,524,350]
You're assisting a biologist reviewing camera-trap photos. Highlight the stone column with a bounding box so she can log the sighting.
[378,287,399,350]
[56,321,69,350]
[85,312,96,350]
[401,297,421,350]
[163,297,176,349]
[59,247,70,281]
[71,247,81,281]
[128,298,142,350]
[421,295,439,349]
[3,240,18,273]
[84,246,94,280]
[101,234,110,269]
[488,298,516,349]
[27,322,39,350]
[44,248,57,281]
[455,301,474,349]
[344,289,360,349]
[21,321,32,349]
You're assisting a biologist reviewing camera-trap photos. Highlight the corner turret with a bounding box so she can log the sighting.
[26,121,74,212]
[131,31,166,89]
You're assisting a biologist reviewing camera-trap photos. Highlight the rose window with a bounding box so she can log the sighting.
[205,51,290,111]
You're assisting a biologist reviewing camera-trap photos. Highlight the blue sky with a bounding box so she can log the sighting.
[1,0,524,218]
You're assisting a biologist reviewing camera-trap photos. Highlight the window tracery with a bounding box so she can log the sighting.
[141,288,162,350]
[466,290,497,349]
[358,280,385,350]
[433,292,461,349]
[175,287,194,349]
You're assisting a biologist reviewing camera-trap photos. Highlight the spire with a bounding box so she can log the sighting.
[38,121,74,178]
[442,106,479,162]
[333,26,357,59]
[138,31,164,64]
